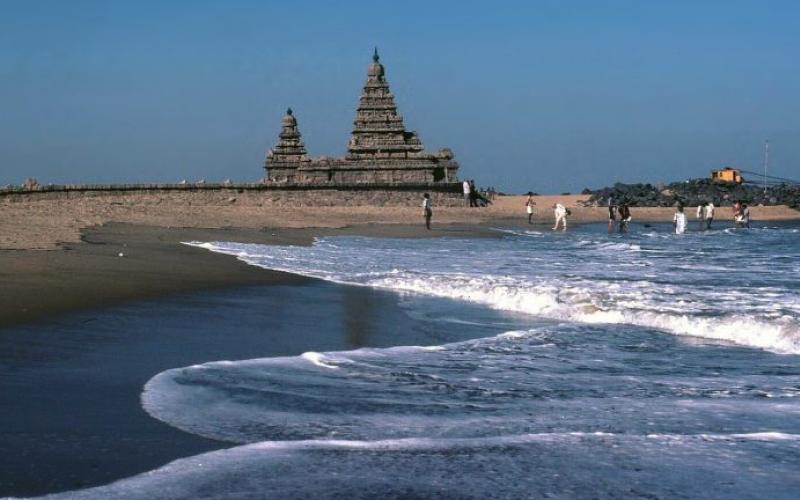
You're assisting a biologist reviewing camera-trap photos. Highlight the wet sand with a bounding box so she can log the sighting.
[0,222,500,329]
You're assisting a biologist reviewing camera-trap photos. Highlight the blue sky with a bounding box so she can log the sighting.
[0,0,797,192]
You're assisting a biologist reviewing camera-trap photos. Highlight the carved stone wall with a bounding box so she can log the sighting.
[0,183,465,207]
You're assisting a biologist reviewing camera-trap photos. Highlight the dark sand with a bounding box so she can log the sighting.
[0,222,500,329]
[0,222,500,497]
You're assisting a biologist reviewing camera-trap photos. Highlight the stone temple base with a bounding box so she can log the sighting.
[0,183,465,208]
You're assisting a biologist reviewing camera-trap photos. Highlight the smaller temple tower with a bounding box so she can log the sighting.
[264,108,310,183]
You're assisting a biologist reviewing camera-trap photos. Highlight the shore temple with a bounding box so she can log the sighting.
[264,49,460,185]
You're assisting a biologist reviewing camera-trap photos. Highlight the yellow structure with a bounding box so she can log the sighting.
[711,167,744,184]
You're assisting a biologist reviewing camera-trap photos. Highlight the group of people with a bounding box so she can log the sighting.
[695,201,715,230]
[422,191,755,233]
[674,200,750,234]
[732,200,752,228]
[524,193,572,231]
[462,179,492,208]
[606,197,632,233]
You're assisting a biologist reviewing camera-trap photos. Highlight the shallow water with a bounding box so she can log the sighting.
[38,223,800,499]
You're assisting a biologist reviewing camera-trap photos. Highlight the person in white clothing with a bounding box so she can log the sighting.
[462,180,471,207]
[740,203,751,228]
[705,202,715,230]
[696,203,705,230]
[422,193,432,230]
[673,205,687,234]
[552,203,567,231]
[525,192,536,224]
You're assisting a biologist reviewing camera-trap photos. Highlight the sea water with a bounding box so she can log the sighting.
[38,224,800,499]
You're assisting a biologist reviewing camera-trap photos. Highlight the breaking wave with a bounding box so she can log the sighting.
[186,226,800,354]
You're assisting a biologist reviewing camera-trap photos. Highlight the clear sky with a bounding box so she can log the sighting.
[1,0,798,193]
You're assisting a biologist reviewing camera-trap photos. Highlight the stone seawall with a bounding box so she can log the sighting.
[585,180,800,209]
[0,183,464,207]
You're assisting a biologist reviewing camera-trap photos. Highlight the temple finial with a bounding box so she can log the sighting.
[286,107,293,116]
[373,47,379,62]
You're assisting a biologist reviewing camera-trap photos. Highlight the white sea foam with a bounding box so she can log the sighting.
[29,431,800,499]
[301,351,344,369]
[186,230,800,354]
[142,322,800,449]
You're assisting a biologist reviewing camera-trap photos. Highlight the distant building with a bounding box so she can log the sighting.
[264,49,459,185]
[711,167,744,184]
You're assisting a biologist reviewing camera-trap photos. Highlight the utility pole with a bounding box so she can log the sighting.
[763,140,769,194]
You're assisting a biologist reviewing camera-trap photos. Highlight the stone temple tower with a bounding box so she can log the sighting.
[264,107,310,183]
[347,48,425,160]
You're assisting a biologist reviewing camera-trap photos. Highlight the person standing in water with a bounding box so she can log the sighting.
[525,192,536,224]
[552,203,568,231]
[607,196,617,233]
[618,202,631,233]
[732,200,743,227]
[705,201,715,229]
[696,202,706,230]
[673,205,687,234]
[740,203,751,228]
[422,193,432,230]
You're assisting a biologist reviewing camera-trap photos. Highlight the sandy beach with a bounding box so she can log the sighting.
[1,193,798,327]
[0,221,501,329]
[2,193,798,250]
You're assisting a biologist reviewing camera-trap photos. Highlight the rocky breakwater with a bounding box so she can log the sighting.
[584,179,800,208]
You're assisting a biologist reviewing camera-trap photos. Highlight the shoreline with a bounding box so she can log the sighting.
[0,222,505,497]
[2,192,798,250]
[0,222,501,329]
[3,218,799,497]
[2,212,799,329]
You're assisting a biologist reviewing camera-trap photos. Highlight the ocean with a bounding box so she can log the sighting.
[33,223,800,499]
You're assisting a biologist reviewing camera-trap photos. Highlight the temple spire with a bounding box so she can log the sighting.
[266,107,308,163]
[347,49,424,159]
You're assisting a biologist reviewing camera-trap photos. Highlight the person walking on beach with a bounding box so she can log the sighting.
[422,193,433,230]
[462,180,471,207]
[673,205,687,234]
[607,196,617,233]
[618,202,631,233]
[553,203,568,231]
[525,192,536,224]
[705,201,715,230]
